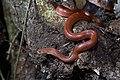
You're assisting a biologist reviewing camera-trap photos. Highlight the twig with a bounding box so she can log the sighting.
[0,69,5,80]
[13,0,32,80]
[6,31,21,60]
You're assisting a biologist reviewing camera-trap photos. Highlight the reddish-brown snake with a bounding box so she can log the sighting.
[33,5,100,63]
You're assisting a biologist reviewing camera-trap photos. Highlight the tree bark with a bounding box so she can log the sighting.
[2,0,120,80]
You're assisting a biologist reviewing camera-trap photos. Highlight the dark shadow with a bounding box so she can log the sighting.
[0,0,11,80]
[71,66,107,80]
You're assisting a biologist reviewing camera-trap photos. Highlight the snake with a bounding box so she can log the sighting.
[33,0,116,63]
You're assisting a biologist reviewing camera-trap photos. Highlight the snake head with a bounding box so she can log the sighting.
[33,48,57,55]
[32,49,46,54]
